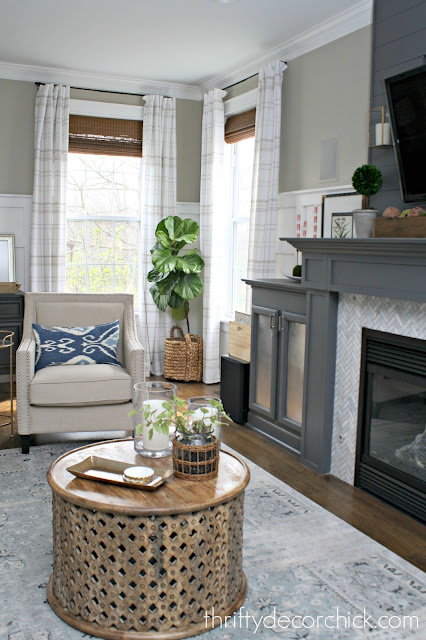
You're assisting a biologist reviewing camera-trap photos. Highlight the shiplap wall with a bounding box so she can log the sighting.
[370,0,426,211]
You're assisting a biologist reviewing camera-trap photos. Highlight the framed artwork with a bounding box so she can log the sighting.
[331,212,353,238]
[321,193,362,238]
[0,235,16,282]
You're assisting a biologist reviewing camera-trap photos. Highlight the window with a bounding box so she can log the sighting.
[225,134,255,315]
[66,114,142,300]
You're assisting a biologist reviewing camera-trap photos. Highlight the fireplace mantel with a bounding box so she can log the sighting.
[281,238,426,303]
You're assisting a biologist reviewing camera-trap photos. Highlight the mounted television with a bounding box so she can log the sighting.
[385,64,426,203]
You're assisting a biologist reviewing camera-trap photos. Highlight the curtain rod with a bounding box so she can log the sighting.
[34,83,166,99]
[223,61,288,90]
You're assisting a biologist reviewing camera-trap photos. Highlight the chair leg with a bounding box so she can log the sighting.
[21,435,30,454]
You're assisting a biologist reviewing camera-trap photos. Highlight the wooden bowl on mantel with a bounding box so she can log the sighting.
[0,282,21,294]
[373,217,426,238]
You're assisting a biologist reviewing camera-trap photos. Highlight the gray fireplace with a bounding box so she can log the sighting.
[246,239,426,520]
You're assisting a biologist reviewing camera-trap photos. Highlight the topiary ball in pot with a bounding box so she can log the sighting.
[352,164,383,210]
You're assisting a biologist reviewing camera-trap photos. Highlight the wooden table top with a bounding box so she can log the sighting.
[47,439,250,516]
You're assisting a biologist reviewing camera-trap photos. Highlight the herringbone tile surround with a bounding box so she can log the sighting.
[330,293,426,484]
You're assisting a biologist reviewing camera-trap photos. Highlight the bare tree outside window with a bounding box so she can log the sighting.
[66,154,141,302]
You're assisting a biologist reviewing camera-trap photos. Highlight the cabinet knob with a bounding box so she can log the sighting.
[269,315,275,330]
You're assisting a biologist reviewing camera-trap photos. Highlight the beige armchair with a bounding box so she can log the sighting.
[17,293,144,453]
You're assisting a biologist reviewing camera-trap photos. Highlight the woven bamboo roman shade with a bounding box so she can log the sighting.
[224,108,256,144]
[69,115,143,157]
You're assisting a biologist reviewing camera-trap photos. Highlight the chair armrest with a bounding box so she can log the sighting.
[16,338,36,435]
[123,331,144,400]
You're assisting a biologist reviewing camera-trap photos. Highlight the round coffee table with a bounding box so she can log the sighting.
[47,439,250,639]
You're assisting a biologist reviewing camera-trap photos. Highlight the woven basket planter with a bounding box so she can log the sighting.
[164,325,203,382]
[172,434,219,481]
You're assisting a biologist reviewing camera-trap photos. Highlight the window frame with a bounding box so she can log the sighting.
[66,99,144,298]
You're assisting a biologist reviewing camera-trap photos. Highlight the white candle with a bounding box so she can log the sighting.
[375,122,391,146]
[142,399,169,451]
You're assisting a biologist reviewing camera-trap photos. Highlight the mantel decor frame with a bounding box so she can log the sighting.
[321,193,362,238]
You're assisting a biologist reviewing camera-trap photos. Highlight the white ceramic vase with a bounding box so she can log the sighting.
[352,209,378,238]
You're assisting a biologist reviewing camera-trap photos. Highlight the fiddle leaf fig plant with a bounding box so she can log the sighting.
[148,216,204,333]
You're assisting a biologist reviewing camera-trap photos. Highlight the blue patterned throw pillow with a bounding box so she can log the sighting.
[33,320,121,371]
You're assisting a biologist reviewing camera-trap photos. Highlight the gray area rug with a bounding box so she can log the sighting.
[0,442,425,640]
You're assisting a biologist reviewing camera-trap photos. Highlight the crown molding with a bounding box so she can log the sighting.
[201,0,372,92]
[0,61,203,101]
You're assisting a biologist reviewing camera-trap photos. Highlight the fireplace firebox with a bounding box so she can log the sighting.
[355,329,426,523]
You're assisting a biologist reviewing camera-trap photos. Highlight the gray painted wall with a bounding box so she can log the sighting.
[0,81,202,202]
[0,79,37,195]
[280,27,372,193]
[370,0,426,212]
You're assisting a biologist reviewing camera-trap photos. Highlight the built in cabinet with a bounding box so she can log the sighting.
[245,279,307,453]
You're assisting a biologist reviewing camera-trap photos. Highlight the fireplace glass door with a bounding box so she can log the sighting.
[356,329,426,523]
[367,368,426,486]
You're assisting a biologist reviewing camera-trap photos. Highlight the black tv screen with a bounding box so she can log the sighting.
[385,64,426,203]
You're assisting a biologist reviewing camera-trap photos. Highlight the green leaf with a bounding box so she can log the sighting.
[147,268,163,283]
[150,283,171,311]
[152,249,177,273]
[173,273,203,300]
[157,272,180,295]
[156,230,172,248]
[168,291,185,310]
[164,216,183,241]
[175,218,199,244]
[150,241,163,255]
[171,305,187,321]
[176,253,205,274]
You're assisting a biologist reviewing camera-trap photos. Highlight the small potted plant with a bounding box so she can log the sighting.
[172,397,231,481]
[351,164,383,238]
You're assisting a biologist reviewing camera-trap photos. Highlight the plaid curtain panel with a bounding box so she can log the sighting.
[138,95,177,377]
[200,89,227,384]
[31,84,70,292]
[246,61,287,312]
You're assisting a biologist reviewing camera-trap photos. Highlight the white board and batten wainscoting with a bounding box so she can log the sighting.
[276,185,357,277]
[0,194,31,292]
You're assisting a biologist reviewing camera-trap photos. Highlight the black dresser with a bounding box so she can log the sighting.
[0,292,24,374]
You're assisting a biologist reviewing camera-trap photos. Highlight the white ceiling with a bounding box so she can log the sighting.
[0,0,371,94]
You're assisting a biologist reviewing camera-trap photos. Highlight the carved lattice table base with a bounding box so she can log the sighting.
[47,440,249,639]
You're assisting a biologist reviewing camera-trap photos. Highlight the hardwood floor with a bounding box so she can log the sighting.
[1,378,425,573]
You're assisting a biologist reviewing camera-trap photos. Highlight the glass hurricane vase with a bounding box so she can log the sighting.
[187,396,222,448]
[133,382,177,457]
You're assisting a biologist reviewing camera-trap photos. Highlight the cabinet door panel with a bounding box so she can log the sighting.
[249,306,279,419]
[286,321,306,423]
[277,314,306,434]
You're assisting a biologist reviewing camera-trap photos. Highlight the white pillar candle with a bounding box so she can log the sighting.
[375,122,391,146]
[142,399,169,451]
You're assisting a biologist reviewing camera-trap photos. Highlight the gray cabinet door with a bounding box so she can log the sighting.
[249,305,279,419]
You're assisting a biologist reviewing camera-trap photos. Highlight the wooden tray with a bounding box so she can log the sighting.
[0,282,21,293]
[67,456,174,491]
[373,217,426,238]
